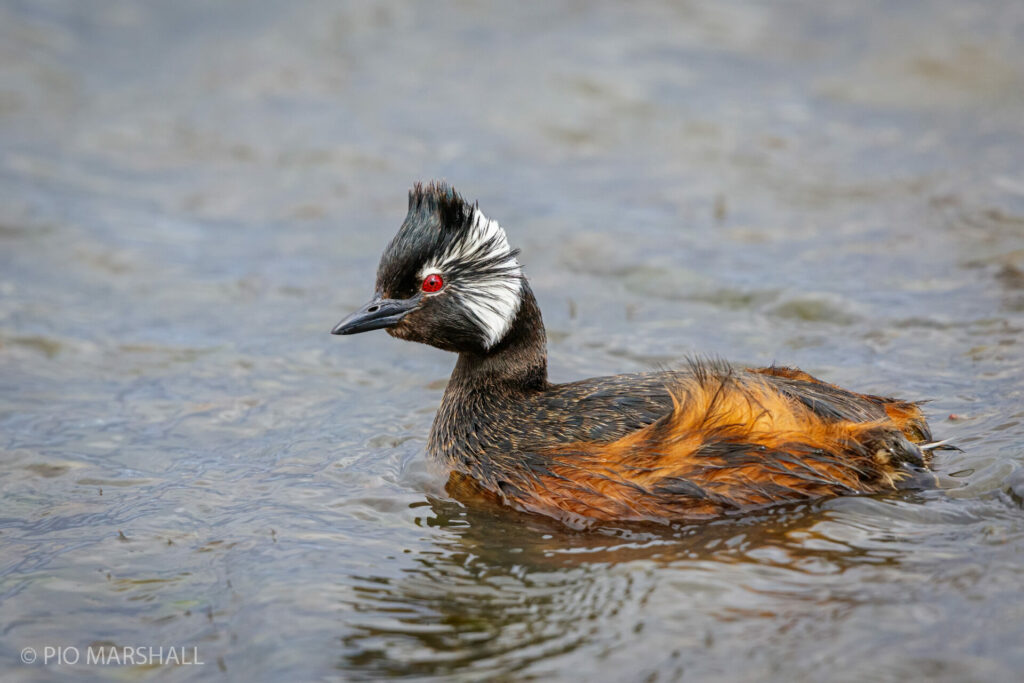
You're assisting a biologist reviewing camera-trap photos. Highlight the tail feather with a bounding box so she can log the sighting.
[920,438,960,452]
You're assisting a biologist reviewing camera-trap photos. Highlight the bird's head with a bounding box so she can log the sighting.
[332,182,524,354]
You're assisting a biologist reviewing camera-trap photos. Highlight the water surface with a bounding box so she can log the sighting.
[2,1,1024,680]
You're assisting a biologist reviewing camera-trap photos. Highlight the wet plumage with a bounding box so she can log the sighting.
[333,182,936,527]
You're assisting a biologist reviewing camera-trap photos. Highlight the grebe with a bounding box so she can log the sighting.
[332,182,936,527]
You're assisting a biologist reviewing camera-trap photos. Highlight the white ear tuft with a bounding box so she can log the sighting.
[421,207,522,348]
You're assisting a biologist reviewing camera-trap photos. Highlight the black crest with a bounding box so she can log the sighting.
[375,182,471,298]
[407,181,476,233]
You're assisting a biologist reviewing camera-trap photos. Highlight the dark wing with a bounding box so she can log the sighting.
[524,372,675,445]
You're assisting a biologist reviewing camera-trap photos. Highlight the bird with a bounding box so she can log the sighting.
[331,181,939,527]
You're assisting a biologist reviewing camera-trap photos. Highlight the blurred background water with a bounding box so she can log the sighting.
[2,1,1023,680]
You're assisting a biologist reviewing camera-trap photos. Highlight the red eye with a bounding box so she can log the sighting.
[421,273,444,293]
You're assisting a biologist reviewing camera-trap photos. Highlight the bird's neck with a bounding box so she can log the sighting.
[429,282,547,465]
[449,281,548,393]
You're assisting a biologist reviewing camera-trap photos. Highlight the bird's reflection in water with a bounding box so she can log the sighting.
[337,473,889,678]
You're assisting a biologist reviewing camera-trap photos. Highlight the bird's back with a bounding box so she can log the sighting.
[433,359,933,527]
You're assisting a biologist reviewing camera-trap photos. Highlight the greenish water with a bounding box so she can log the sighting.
[2,1,1023,680]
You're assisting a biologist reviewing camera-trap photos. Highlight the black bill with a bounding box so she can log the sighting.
[331,296,418,335]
